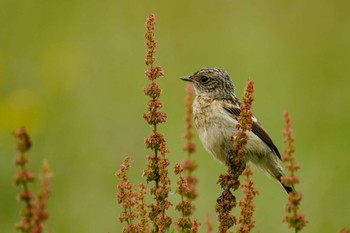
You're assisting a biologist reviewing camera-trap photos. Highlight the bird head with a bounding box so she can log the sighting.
[181,67,236,99]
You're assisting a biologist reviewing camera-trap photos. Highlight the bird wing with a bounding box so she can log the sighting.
[222,103,281,159]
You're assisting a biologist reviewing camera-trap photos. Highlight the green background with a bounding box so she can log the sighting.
[1,0,349,232]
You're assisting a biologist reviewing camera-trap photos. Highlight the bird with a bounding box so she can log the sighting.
[180,67,293,193]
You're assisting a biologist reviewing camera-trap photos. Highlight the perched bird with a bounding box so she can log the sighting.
[181,67,293,193]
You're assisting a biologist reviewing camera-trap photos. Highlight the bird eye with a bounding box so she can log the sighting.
[200,76,209,83]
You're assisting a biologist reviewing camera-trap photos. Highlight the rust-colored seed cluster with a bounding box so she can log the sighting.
[281,112,308,232]
[174,164,199,232]
[115,14,171,233]
[143,14,172,232]
[13,127,51,233]
[115,157,149,232]
[181,84,198,201]
[183,83,197,154]
[216,80,257,233]
[174,83,199,232]
[237,167,259,233]
[33,160,52,233]
[205,214,213,233]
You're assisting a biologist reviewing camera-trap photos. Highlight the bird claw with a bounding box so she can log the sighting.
[224,151,232,166]
[217,188,236,212]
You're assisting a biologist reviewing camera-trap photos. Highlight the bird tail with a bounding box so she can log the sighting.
[278,176,295,194]
[264,161,295,194]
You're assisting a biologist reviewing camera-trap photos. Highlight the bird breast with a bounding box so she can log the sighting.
[193,97,237,162]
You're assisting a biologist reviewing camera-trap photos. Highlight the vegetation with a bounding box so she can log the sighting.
[2,3,350,232]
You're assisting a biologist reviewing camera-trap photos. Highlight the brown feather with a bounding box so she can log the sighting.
[223,105,281,160]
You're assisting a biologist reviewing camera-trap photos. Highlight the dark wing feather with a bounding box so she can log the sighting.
[223,106,241,118]
[251,122,281,159]
[223,105,281,160]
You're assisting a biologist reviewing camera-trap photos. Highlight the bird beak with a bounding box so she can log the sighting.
[180,75,193,82]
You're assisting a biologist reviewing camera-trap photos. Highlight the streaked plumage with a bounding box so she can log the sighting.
[181,67,293,193]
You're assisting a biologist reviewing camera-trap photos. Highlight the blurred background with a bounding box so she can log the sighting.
[1,0,350,232]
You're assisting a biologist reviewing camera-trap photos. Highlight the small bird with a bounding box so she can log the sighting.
[181,67,293,193]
